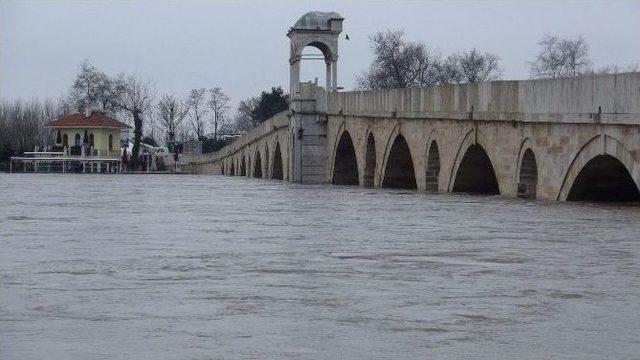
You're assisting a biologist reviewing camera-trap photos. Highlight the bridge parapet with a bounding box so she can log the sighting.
[180,110,290,176]
[214,111,289,161]
[329,72,640,125]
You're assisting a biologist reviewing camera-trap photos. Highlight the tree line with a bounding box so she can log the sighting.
[356,31,638,90]
[0,99,60,171]
[1,32,636,171]
[0,60,290,170]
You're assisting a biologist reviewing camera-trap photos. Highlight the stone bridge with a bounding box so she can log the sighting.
[184,12,640,202]
[185,110,291,181]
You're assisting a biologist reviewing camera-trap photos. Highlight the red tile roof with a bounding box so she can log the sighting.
[46,112,132,129]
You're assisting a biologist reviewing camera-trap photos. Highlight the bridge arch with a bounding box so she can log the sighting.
[264,143,270,179]
[381,128,417,189]
[516,139,538,199]
[450,129,500,195]
[558,135,640,201]
[425,137,441,192]
[254,149,262,178]
[332,130,359,185]
[363,131,376,188]
[240,155,247,176]
[272,140,284,180]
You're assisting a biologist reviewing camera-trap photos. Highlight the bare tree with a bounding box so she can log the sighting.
[454,48,502,83]
[157,94,188,143]
[208,87,230,141]
[233,97,259,132]
[356,30,440,90]
[529,35,591,78]
[70,59,119,112]
[186,88,209,140]
[113,75,154,168]
[433,55,463,85]
[56,95,73,117]
[357,30,502,90]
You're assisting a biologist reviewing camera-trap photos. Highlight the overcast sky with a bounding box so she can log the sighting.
[1,0,639,108]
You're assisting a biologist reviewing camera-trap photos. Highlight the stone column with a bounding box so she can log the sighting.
[290,63,294,95]
[331,60,337,91]
[325,61,332,91]
[290,61,300,96]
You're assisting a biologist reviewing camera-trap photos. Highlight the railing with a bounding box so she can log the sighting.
[22,151,64,158]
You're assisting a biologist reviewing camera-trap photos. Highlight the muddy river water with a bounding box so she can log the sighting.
[1,174,639,359]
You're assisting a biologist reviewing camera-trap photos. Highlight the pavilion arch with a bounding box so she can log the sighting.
[558,135,640,202]
[254,149,263,178]
[516,139,538,199]
[450,129,500,195]
[332,130,359,185]
[288,12,342,92]
[272,140,284,180]
[381,128,417,189]
[296,40,335,63]
[363,131,376,188]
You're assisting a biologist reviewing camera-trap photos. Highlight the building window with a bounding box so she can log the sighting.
[89,133,94,147]
[109,134,113,151]
[56,130,61,144]
[75,133,81,146]
[63,134,68,147]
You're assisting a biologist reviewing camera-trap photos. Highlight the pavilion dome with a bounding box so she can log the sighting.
[292,11,343,31]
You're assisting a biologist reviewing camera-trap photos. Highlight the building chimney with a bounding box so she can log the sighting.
[85,107,91,117]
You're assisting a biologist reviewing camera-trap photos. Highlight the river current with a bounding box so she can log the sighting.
[1,174,639,359]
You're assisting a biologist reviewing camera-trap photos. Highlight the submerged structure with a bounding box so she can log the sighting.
[187,11,640,202]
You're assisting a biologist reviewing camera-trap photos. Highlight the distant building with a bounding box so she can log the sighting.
[9,108,132,173]
[45,108,131,157]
